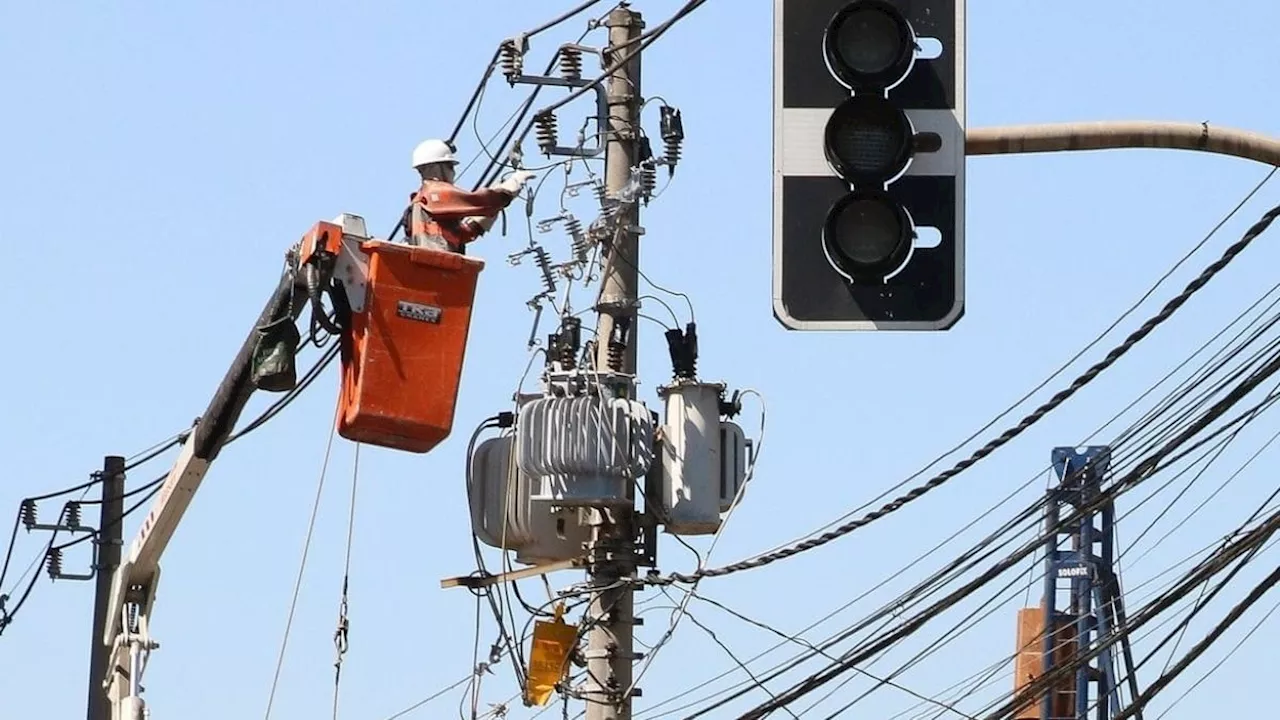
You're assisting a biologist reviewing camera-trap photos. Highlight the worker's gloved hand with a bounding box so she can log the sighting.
[496,169,536,194]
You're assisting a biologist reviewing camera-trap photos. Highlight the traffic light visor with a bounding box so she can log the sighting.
[824,0,917,91]
[823,189,915,280]
[824,95,915,186]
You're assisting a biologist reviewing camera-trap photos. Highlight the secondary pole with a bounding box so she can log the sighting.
[87,456,125,720]
[586,5,644,720]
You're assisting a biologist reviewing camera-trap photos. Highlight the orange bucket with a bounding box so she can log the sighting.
[337,240,485,453]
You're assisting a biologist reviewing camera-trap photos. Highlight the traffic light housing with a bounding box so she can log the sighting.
[772,0,966,331]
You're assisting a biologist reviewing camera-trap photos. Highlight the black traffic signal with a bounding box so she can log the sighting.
[772,0,966,331]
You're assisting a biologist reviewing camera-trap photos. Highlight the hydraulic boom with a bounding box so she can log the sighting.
[100,215,372,720]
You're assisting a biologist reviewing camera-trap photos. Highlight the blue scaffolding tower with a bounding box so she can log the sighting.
[1037,446,1143,720]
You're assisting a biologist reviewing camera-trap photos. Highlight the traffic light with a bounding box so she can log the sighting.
[772,0,966,331]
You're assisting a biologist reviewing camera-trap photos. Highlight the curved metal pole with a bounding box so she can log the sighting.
[967,121,1280,167]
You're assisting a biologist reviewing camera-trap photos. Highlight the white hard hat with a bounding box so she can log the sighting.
[412,139,458,169]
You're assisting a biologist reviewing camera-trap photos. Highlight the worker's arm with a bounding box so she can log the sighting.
[421,182,515,221]
[421,174,532,245]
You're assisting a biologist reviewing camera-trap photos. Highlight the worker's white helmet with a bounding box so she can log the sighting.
[412,139,458,169]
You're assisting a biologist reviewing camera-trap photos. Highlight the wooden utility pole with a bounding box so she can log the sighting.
[87,455,125,720]
[586,5,644,720]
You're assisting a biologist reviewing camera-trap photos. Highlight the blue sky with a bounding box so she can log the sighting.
[4,1,1280,718]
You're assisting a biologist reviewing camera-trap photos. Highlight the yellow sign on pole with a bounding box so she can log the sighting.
[524,603,579,706]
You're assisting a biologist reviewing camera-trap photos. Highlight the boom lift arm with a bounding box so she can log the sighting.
[101,215,373,720]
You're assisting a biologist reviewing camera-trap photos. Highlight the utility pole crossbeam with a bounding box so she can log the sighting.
[586,7,644,720]
[87,456,125,720]
[1013,447,1142,720]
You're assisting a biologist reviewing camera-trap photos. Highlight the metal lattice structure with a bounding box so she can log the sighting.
[1028,445,1143,720]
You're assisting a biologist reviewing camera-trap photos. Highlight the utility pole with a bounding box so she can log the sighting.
[587,5,643,720]
[87,455,125,720]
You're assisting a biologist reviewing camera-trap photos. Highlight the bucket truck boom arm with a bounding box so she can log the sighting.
[101,214,372,720]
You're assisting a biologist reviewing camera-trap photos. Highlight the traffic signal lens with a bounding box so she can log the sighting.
[833,9,902,75]
[824,95,914,185]
[824,1,916,91]
[823,190,914,279]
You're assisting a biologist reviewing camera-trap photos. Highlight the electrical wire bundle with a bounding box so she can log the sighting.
[621,199,1280,718]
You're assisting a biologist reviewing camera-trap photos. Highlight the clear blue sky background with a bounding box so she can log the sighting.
[3,1,1280,718]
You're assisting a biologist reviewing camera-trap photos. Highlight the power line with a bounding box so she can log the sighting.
[734,170,1279,567]
[724,350,1280,718]
[533,0,709,118]
[656,283,1280,717]
[656,201,1280,587]
[447,0,613,147]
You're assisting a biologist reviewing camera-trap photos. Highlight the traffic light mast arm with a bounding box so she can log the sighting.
[968,121,1280,167]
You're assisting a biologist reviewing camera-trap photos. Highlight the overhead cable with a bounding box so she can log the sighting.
[672,306,1280,717]
[729,351,1280,718]
[657,202,1280,587]
[733,169,1278,566]
[447,0,611,147]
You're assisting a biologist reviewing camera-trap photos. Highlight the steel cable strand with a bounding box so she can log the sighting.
[1131,476,1280,679]
[1114,378,1280,563]
[1106,282,1280,446]
[1127,529,1269,682]
[1109,326,1280,459]
[1143,588,1280,720]
[1114,562,1280,720]
[660,203,1280,587]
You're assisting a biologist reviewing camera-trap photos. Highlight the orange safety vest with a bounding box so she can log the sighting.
[408,180,515,253]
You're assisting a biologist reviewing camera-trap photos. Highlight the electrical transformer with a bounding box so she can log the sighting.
[515,371,655,507]
[656,381,750,535]
[468,434,591,565]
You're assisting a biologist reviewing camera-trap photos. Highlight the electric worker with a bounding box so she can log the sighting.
[405,138,535,252]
